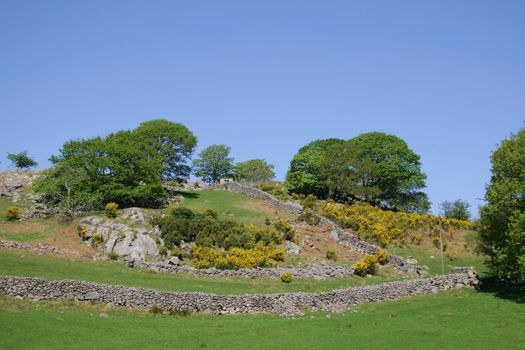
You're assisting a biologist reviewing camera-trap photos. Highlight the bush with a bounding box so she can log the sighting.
[171,206,195,219]
[353,255,379,276]
[105,202,118,218]
[280,271,292,283]
[326,249,337,261]
[108,251,119,260]
[298,209,321,226]
[376,249,390,265]
[158,245,169,257]
[5,207,21,221]
[204,208,217,219]
[149,305,164,315]
[274,219,295,241]
[91,233,104,246]
[192,242,285,270]
[77,225,88,240]
[300,194,318,209]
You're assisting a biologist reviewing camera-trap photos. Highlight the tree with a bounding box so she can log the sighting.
[286,138,346,198]
[440,200,471,220]
[133,119,197,179]
[36,121,189,209]
[193,145,234,184]
[345,132,429,212]
[233,159,275,185]
[7,151,38,169]
[480,128,525,284]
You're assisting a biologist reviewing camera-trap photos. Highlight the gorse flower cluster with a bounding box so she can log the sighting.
[322,202,474,247]
[192,242,285,269]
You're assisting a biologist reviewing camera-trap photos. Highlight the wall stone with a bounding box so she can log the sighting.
[0,268,479,316]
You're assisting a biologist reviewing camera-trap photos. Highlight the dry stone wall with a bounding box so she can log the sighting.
[220,182,424,274]
[0,268,479,316]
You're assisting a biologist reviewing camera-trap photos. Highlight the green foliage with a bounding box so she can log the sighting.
[35,121,195,210]
[91,233,104,246]
[107,251,120,260]
[204,208,217,219]
[376,249,390,265]
[192,144,234,184]
[233,159,275,185]
[440,200,471,220]
[170,206,195,219]
[354,255,379,276]
[280,271,292,283]
[77,225,88,240]
[257,182,289,201]
[104,202,119,218]
[326,249,337,261]
[480,129,525,284]
[133,119,197,180]
[286,138,346,198]
[5,207,21,221]
[7,151,37,169]
[286,133,429,212]
[298,209,321,226]
[273,219,295,241]
[158,246,168,257]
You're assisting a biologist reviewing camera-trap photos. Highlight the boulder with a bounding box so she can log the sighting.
[285,241,302,255]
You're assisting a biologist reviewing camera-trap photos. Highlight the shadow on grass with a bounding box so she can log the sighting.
[173,191,200,199]
[476,275,525,304]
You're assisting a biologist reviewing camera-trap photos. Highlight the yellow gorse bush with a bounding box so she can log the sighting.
[192,242,285,270]
[322,202,474,247]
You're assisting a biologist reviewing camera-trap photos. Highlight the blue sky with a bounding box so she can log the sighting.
[1,0,524,216]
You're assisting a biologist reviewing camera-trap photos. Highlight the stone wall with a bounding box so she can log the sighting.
[221,182,302,214]
[219,182,423,274]
[0,268,479,316]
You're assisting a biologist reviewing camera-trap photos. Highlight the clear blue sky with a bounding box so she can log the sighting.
[1,0,524,216]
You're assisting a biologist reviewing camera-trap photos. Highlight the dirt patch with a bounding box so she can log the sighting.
[43,224,99,257]
[294,223,363,263]
[237,199,289,217]
[0,223,46,233]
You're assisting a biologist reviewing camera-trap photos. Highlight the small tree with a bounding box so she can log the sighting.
[439,199,471,220]
[233,159,275,185]
[7,151,37,169]
[192,145,234,184]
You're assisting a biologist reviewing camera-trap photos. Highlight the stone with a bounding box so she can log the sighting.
[406,256,418,264]
[85,291,100,300]
[285,241,302,254]
[99,312,108,318]
[168,256,182,266]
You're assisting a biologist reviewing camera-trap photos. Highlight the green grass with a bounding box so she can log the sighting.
[0,230,46,242]
[0,250,398,295]
[1,286,524,349]
[173,190,276,225]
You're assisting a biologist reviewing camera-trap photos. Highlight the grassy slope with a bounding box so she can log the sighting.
[0,250,398,295]
[174,190,277,225]
[1,287,524,350]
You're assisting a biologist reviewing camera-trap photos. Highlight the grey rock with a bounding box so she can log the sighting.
[285,241,302,254]
[85,291,100,300]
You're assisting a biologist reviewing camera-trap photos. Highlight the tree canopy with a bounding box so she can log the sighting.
[36,120,195,210]
[233,159,275,185]
[480,128,525,284]
[193,145,234,184]
[440,199,471,220]
[286,133,429,212]
[133,119,197,179]
[7,151,38,169]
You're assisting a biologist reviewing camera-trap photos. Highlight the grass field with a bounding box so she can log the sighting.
[1,286,524,350]
[174,190,278,225]
[0,250,399,295]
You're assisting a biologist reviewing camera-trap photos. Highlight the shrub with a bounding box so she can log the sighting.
[298,209,321,226]
[326,249,337,261]
[105,202,119,218]
[171,206,195,219]
[5,207,21,221]
[376,249,390,265]
[204,208,217,219]
[108,251,119,260]
[353,255,379,276]
[280,271,292,283]
[300,194,318,209]
[274,219,295,241]
[446,249,457,261]
[158,245,169,257]
[149,305,164,315]
[77,225,88,240]
[91,233,104,246]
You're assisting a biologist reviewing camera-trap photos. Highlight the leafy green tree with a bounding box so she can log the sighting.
[480,128,525,284]
[233,159,275,185]
[193,145,234,184]
[286,138,346,198]
[38,122,181,209]
[7,151,38,169]
[345,132,429,211]
[440,199,471,220]
[133,119,197,179]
